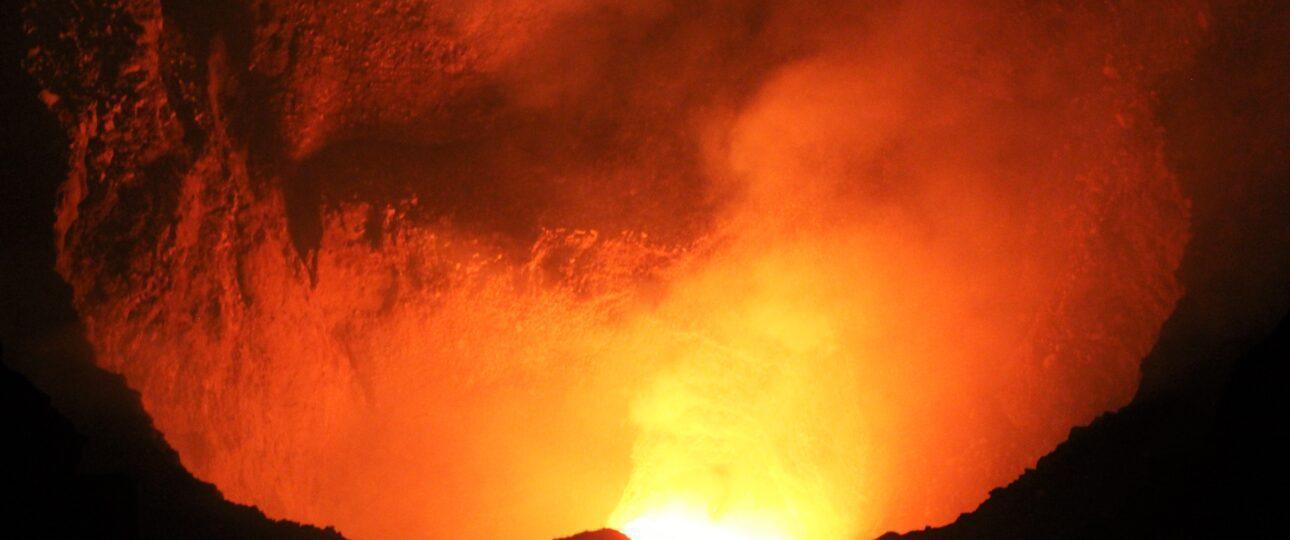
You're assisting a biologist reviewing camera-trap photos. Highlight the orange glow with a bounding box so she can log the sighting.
[604,238,868,539]
[41,1,1210,538]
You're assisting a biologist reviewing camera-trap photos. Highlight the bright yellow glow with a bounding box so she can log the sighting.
[622,504,790,540]
[606,238,871,539]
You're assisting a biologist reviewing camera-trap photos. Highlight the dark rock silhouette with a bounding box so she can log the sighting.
[0,345,343,539]
[555,529,632,540]
[1,343,134,538]
[880,315,1286,539]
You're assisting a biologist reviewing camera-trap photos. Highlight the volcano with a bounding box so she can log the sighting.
[2,1,1287,539]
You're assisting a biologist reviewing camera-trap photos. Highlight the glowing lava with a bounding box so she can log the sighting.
[621,504,789,540]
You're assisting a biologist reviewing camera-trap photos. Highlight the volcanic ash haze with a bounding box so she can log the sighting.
[27,0,1207,537]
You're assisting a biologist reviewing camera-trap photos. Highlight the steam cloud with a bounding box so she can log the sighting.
[29,0,1207,537]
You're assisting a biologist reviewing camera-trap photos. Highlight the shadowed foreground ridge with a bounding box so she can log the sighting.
[881,314,1286,539]
[0,346,344,539]
[556,529,631,540]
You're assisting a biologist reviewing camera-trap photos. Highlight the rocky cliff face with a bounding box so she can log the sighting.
[22,1,1215,538]
[2,1,339,534]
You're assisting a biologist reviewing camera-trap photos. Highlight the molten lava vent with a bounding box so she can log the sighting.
[26,0,1210,538]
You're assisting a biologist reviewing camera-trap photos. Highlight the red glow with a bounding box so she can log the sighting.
[42,1,1208,538]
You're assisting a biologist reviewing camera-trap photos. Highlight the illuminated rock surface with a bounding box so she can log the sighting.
[3,3,1286,539]
[17,1,1275,539]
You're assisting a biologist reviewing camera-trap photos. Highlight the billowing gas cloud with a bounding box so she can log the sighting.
[28,0,1206,537]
